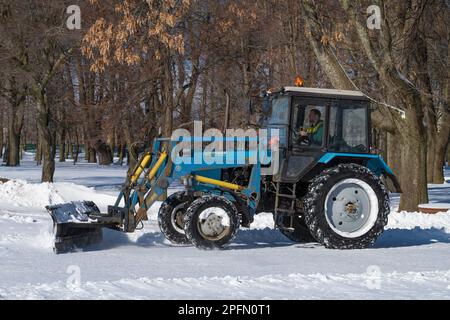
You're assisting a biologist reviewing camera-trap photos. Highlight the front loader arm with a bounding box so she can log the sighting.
[47,137,264,253]
[115,140,174,232]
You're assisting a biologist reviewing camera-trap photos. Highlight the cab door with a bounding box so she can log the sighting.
[280,97,331,183]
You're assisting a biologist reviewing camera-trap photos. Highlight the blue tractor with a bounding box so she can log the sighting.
[47,87,401,253]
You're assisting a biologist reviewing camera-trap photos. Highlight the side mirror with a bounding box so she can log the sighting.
[262,98,271,114]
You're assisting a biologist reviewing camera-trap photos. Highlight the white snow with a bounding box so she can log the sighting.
[0,179,65,208]
[418,203,450,210]
[0,153,449,300]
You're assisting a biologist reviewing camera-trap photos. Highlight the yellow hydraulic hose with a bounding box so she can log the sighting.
[148,152,168,181]
[195,175,244,191]
[131,154,152,183]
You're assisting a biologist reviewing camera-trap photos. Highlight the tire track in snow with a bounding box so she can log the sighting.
[1,270,449,300]
[0,212,38,224]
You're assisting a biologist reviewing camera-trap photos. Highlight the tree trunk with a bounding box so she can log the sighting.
[398,110,429,211]
[422,45,448,184]
[73,141,80,165]
[431,133,450,184]
[3,143,8,163]
[446,142,450,166]
[36,91,56,182]
[377,129,388,160]
[425,120,449,183]
[428,34,450,183]
[387,132,402,179]
[35,137,42,165]
[59,142,66,162]
[94,140,113,165]
[86,142,97,163]
[223,90,230,132]
[430,62,450,182]
[20,128,26,160]
[7,127,20,166]
[163,72,174,137]
[200,75,208,123]
[123,123,137,173]
[129,144,139,171]
[65,138,70,160]
[301,0,431,212]
[107,132,115,161]
[427,135,436,183]
[88,147,97,163]
[433,139,448,183]
[426,127,447,184]
[73,130,80,164]
[0,132,3,159]
[6,100,24,167]
[118,143,125,166]
[208,84,217,128]
[59,127,66,162]
[0,110,4,159]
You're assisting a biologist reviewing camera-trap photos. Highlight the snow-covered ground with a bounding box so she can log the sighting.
[0,153,449,300]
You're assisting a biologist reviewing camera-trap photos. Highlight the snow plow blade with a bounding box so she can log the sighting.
[46,201,123,254]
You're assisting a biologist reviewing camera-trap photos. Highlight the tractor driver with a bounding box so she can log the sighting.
[299,109,324,146]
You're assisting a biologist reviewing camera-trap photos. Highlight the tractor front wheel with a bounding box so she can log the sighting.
[183,195,240,250]
[158,192,193,245]
[304,164,389,249]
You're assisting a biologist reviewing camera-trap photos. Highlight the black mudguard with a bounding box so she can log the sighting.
[382,172,403,194]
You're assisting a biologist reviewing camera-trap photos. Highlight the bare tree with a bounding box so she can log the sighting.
[0,77,26,166]
[0,1,76,181]
[299,0,444,211]
[0,102,4,159]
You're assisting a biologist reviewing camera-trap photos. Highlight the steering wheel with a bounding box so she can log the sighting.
[291,128,310,146]
[353,144,368,153]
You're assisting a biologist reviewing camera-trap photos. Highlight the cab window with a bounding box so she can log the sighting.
[291,98,327,150]
[328,103,369,153]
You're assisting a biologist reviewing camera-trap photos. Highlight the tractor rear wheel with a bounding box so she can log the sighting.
[183,195,240,250]
[158,192,193,245]
[304,164,389,249]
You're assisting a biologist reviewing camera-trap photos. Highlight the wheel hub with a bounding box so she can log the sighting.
[325,178,379,238]
[345,202,358,216]
[197,207,230,241]
[170,202,188,234]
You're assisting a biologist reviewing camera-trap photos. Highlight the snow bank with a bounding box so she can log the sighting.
[52,183,118,211]
[250,211,450,234]
[387,211,450,233]
[0,180,64,208]
[0,179,118,211]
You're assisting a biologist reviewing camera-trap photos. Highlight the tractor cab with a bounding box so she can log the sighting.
[262,87,374,183]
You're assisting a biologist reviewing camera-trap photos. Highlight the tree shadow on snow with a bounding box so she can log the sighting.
[233,227,450,250]
[372,227,450,248]
[83,227,296,252]
[79,225,450,252]
[84,229,169,252]
[230,228,297,249]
